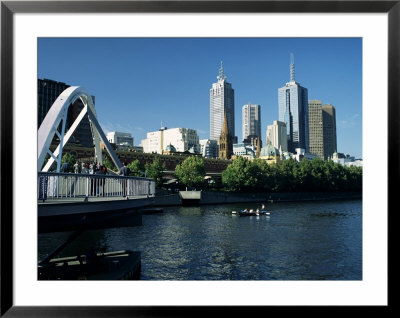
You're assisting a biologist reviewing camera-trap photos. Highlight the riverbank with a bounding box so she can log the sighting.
[151,190,362,207]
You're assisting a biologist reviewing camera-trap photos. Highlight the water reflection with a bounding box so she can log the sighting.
[38,199,362,280]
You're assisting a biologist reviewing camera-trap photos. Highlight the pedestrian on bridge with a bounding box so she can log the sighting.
[60,161,70,173]
[119,162,130,197]
[81,162,89,174]
[73,161,80,173]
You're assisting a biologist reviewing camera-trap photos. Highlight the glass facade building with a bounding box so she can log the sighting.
[210,62,236,144]
[38,78,95,148]
[278,57,309,153]
[242,103,261,144]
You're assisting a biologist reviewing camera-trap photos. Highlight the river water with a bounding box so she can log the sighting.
[38,199,362,280]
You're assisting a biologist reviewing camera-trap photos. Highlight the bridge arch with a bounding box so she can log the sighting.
[38,86,122,172]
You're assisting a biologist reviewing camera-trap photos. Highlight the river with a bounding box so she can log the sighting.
[38,199,362,280]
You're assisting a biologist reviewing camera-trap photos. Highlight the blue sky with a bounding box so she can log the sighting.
[38,37,362,158]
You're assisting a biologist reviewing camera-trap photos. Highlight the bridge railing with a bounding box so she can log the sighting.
[38,172,156,201]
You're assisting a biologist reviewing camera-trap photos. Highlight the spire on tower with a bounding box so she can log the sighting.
[290,53,295,82]
[217,60,227,81]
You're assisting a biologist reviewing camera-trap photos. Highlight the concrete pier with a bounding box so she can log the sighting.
[179,191,201,206]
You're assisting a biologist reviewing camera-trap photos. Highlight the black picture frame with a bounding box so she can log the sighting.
[1,0,395,316]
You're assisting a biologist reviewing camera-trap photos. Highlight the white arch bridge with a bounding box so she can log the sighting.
[38,86,122,172]
[37,87,155,221]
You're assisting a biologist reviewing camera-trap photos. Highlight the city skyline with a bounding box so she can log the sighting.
[38,37,362,158]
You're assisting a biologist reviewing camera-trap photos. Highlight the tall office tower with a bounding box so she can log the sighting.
[322,104,337,160]
[308,100,324,159]
[210,61,237,144]
[278,54,309,153]
[308,100,337,160]
[38,78,95,148]
[38,79,69,127]
[266,120,288,152]
[242,103,261,145]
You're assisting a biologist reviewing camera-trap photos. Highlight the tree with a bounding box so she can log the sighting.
[145,157,166,188]
[253,159,274,191]
[128,159,144,177]
[175,156,206,188]
[274,159,297,191]
[61,152,76,172]
[347,165,362,191]
[220,155,362,193]
[103,156,116,171]
[309,157,325,190]
[222,156,254,191]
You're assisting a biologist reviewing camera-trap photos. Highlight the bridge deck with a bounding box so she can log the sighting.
[38,195,155,233]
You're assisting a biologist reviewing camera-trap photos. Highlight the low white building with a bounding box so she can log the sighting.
[200,139,219,158]
[331,152,362,166]
[282,148,318,162]
[141,127,200,154]
[345,160,363,167]
[233,143,257,159]
[106,131,134,148]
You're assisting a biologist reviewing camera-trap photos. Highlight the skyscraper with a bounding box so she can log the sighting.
[278,54,309,153]
[322,104,337,160]
[308,100,337,160]
[210,62,237,144]
[242,103,261,145]
[38,79,69,127]
[38,78,95,148]
[308,100,324,159]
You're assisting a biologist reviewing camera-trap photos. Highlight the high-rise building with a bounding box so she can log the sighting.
[278,54,309,153]
[308,100,324,159]
[38,78,95,148]
[210,61,237,144]
[322,104,337,160]
[141,127,200,154]
[266,120,288,152]
[308,100,337,160]
[242,103,261,145]
[38,79,69,127]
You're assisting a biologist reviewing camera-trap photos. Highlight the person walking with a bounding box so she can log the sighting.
[81,162,89,174]
[100,165,108,196]
[89,163,95,196]
[73,161,80,173]
[94,164,105,196]
[60,161,70,173]
[119,162,130,197]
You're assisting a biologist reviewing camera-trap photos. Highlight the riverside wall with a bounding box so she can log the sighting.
[151,190,362,207]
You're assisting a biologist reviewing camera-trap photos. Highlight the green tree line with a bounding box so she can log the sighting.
[172,155,361,193]
[222,156,362,192]
[63,153,362,193]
